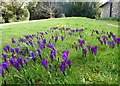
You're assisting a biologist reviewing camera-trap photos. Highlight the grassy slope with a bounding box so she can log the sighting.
[0,17,119,48]
[0,17,119,84]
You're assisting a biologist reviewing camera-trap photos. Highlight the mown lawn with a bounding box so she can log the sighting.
[0,17,119,84]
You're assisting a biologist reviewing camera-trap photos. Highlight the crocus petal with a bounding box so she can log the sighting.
[48,42,54,49]
[41,59,48,70]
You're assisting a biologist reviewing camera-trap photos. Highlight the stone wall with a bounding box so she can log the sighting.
[100,3,110,18]
[100,2,120,18]
[112,2,120,18]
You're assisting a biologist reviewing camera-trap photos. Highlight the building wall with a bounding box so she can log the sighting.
[112,2,120,18]
[100,3,110,18]
[100,2,120,18]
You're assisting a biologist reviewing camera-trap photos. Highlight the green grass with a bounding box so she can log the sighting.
[0,17,119,84]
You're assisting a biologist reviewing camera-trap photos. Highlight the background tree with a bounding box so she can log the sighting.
[0,0,30,23]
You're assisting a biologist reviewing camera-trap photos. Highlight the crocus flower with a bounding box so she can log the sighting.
[24,58,28,65]
[38,40,45,49]
[0,68,4,78]
[41,59,48,70]
[55,36,58,42]
[60,61,66,76]
[61,36,64,41]
[79,29,84,32]
[30,51,35,61]
[76,29,79,32]
[91,46,97,55]
[75,46,79,51]
[99,40,103,45]
[48,42,54,49]
[69,31,72,36]
[97,36,100,41]
[114,37,118,43]
[24,35,29,39]
[26,47,29,53]
[19,51,24,56]
[66,59,71,68]
[17,57,23,67]
[66,28,70,31]
[82,48,87,57]
[62,50,69,58]
[2,54,7,62]
[13,61,20,71]
[3,44,10,52]
[117,38,120,44]
[52,36,54,39]
[96,30,99,34]
[43,39,46,45]
[50,54,54,61]
[9,58,15,65]
[10,48,15,53]
[3,46,7,52]
[87,45,91,51]
[51,49,56,57]
[78,39,85,47]
[6,44,10,51]
[36,49,41,56]
[62,55,68,61]
[2,61,9,72]
[15,48,19,53]
[12,38,16,43]
[108,41,115,48]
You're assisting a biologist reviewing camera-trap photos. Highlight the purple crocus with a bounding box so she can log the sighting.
[82,48,87,57]
[15,48,19,53]
[3,44,10,52]
[50,54,54,61]
[24,57,28,65]
[108,41,115,48]
[3,46,7,52]
[2,54,7,62]
[51,49,56,57]
[38,40,45,49]
[52,36,54,39]
[30,51,35,59]
[91,46,97,55]
[75,46,79,51]
[99,40,103,45]
[48,42,54,49]
[66,59,71,68]
[87,45,91,51]
[96,30,99,34]
[78,39,85,47]
[55,36,58,42]
[13,61,20,71]
[66,28,70,31]
[9,58,15,65]
[69,31,72,36]
[26,47,29,53]
[41,59,48,70]
[43,39,46,45]
[36,49,41,56]
[12,38,16,43]
[62,50,69,58]
[2,61,9,72]
[60,61,66,76]
[10,48,15,53]
[61,36,64,41]
[17,57,23,67]
[0,68,4,78]
[117,38,120,44]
